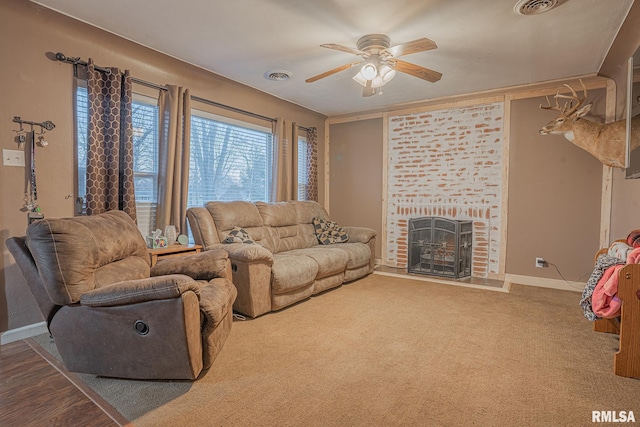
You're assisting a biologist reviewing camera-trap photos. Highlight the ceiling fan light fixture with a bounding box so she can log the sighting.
[360,63,377,80]
[379,65,396,84]
[352,71,368,86]
[353,64,396,89]
[371,75,385,89]
[352,72,390,89]
[353,71,383,88]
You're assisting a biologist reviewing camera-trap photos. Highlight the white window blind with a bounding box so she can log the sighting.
[297,135,309,201]
[76,87,159,235]
[187,110,273,207]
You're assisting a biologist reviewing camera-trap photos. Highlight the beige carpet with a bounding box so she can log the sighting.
[34,274,640,426]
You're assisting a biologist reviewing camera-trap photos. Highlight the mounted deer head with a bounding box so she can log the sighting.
[538,80,639,169]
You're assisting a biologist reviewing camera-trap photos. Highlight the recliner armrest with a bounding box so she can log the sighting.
[343,226,377,244]
[80,274,200,307]
[150,249,231,280]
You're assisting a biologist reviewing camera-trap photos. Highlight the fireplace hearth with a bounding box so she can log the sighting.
[408,217,472,278]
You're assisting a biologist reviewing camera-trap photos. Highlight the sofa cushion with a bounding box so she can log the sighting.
[272,224,315,253]
[313,218,349,244]
[271,254,317,294]
[331,242,372,270]
[256,202,311,253]
[292,201,330,224]
[286,247,349,279]
[297,224,325,248]
[344,264,371,282]
[312,273,345,294]
[256,201,297,227]
[206,201,263,232]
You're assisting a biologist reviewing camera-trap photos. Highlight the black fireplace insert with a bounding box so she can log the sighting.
[408,217,472,278]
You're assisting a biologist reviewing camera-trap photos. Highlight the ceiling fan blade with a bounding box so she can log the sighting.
[382,38,437,58]
[320,43,367,57]
[363,79,375,97]
[393,59,442,83]
[306,61,362,83]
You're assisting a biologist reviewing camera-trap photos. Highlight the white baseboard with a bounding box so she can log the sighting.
[0,321,47,345]
[374,270,511,293]
[504,274,586,293]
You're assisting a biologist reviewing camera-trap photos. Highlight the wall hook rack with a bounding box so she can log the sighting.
[13,117,55,147]
[11,117,56,223]
[13,116,56,132]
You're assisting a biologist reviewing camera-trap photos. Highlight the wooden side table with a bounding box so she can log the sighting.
[148,244,203,267]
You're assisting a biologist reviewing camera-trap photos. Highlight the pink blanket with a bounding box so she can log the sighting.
[592,264,624,318]
[627,247,640,264]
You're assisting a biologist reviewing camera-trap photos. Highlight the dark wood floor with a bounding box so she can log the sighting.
[0,339,129,427]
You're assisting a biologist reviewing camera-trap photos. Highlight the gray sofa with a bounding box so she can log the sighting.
[187,200,376,318]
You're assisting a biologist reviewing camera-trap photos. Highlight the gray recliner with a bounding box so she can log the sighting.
[6,210,237,380]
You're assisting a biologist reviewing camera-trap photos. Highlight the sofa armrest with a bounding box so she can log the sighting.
[208,243,274,265]
[343,226,377,244]
[80,274,200,307]
[186,207,220,247]
[205,243,273,318]
[150,249,231,280]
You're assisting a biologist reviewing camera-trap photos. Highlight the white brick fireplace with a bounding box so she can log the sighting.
[386,102,504,278]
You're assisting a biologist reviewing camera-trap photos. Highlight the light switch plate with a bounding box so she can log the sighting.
[3,149,25,167]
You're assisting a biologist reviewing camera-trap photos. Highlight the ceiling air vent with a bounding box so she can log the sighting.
[514,0,565,15]
[264,70,292,81]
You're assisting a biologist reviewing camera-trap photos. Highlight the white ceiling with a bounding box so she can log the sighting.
[33,0,634,116]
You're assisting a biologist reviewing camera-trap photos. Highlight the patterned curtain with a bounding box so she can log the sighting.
[156,85,191,235]
[306,127,318,202]
[85,59,136,221]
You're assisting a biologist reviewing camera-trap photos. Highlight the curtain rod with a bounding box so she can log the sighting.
[53,52,314,127]
[190,95,274,123]
[55,53,316,131]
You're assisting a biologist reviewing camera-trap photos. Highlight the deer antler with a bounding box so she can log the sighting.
[539,79,587,116]
[551,79,587,117]
[540,93,563,112]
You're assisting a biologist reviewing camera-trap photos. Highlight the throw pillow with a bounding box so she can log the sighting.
[313,217,349,245]
[223,226,255,244]
[627,229,640,248]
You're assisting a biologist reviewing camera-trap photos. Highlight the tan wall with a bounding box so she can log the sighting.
[328,119,383,259]
[0,1,326,333]
[328,91,609,283]
[506,95,604,279]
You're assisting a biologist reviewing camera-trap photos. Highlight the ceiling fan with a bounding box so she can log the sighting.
[306,34,442,97]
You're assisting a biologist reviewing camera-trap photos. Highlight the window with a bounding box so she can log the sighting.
[297,135,309,201]
[187,110,273,208]
[76,87,159,235]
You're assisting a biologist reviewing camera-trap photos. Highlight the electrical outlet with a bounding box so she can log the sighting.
[535,257,546,268]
